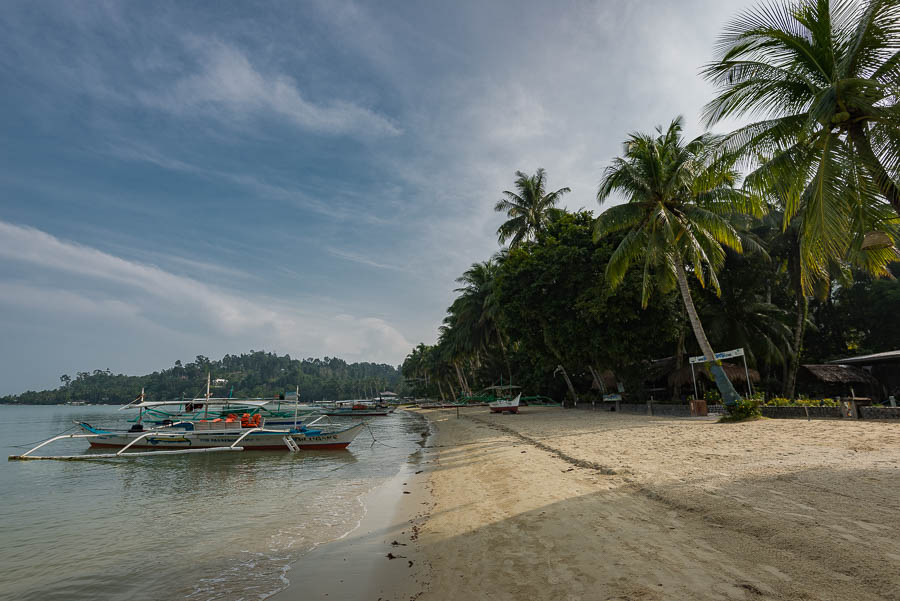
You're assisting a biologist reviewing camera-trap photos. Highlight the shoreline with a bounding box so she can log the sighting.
[268,411,433,601]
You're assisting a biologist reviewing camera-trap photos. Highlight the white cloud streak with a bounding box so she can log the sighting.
[0,220,411,364]
[137,38,401,138]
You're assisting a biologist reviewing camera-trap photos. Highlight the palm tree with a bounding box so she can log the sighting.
[452,258,514,383]
[495,168,571,247]
[594,117,760,405]
[702,0,900,293]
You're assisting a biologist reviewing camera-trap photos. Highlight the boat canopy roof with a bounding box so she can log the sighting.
[122,399,274,410]
[483,385,522,391]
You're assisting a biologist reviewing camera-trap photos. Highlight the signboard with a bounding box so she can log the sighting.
[689,348,745,364]
[602,393,622,402]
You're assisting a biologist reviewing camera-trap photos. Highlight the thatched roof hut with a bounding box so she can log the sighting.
[667,363,760,389]
[798,364,882,400]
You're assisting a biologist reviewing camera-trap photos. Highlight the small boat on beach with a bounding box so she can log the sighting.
[489,393,521,414]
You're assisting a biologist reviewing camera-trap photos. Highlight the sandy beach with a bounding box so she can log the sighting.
[401,406,900,601]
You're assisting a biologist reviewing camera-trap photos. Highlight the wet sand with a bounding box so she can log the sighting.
[269,421,432,601]
[410,406,900,601]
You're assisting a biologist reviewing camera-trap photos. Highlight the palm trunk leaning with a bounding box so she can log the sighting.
[674,257,742,405]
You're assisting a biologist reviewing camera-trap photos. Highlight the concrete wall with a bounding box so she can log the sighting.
[761,406,843,419]
[860,406,900,419]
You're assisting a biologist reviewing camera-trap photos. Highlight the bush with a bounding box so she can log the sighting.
[704,388,722,402]
[721,398,762,421]
[765,397,838,407]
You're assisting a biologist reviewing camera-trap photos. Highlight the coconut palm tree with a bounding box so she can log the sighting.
[452,259,513,383]
[495,168,571,248]
[594,117,761,405]
[702,0,900,293]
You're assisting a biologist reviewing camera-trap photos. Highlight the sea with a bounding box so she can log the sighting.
[0,404,428,601]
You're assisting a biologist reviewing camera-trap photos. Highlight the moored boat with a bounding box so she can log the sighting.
[78,419,365,451]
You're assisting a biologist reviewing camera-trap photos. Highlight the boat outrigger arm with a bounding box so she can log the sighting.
[8,427,263,461]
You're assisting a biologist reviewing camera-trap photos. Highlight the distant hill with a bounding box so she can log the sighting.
[1,351,407,405]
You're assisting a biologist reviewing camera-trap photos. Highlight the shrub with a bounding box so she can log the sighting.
[721,398,762,421]
[704,388,722,402]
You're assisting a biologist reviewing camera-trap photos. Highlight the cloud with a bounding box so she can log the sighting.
[136,38,401,138]
[325,246,405,271]
[0,220,411,364]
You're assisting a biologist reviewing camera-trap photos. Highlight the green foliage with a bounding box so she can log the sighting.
[704,388,721,402]
[2,351,405,405]
[765,397,839,407]
[721,398,762,421]
[703,0,900,293]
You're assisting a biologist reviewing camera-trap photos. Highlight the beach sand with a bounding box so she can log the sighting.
[407,406,900,601]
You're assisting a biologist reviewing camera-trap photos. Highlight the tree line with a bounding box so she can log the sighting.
[2,351,407,405]
[403,0,900,407]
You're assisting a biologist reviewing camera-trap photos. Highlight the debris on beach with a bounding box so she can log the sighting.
[386,552,406,560]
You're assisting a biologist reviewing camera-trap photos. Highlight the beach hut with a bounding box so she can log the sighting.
[667,363,760,399]
[798,364,883,401]
[828,350,900,400]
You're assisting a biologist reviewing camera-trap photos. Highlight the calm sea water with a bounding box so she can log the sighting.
[0,405,427,601]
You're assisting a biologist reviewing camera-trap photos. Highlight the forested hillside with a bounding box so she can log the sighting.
[1,351,406,405]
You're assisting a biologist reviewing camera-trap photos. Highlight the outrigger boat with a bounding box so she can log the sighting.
[319,400,393,417]
[76,415,365,451]
[489,390,522,414]
[8,393,367,461]
[126,383,326,427]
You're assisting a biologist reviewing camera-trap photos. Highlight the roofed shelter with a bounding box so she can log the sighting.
[828,350,900,399]
[798,364,883,401]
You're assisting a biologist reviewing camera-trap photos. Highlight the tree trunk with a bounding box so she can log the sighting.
[446,378,457,401]
[555,365,579,407]
[454,362,469,397]
[437,380,446,403]
[848,123,900,215]
[784,293,808,400]
[497,328,514,385]
[673,256,742,405]
[673,306,687,401]
[587,365,605,394]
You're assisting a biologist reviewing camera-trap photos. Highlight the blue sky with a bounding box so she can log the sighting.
[0,0,750,395]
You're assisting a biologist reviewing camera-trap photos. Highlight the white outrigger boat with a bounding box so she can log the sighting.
[8,391,368,461]
[489,391,522,414]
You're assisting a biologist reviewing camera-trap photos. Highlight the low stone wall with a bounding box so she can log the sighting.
[761,406,843,419]
[577,402,900,420]
[582,402,693,417]
[860,406,900,420]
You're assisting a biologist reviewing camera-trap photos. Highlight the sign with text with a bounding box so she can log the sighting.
[689,348,745,364]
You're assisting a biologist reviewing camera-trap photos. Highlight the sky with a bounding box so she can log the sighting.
[0,0,753,395]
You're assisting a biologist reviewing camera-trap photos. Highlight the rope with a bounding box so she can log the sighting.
[365,423,401,449]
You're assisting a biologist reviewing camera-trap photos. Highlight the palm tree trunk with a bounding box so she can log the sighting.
[784,293,808,400]
[446,378,457,400]
[453,361,466,394]
[437,380,446,402]
[673,256,742,405]
[848,124,900,215]
[496,329,514,385]
[556,365,579,408]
